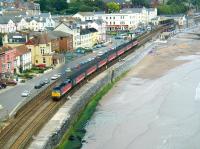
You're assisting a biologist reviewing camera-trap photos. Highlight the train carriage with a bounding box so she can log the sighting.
[97,53,108,68]
[116,45,125,56]
[107,49,117,62]
[52,79,72,100]
[51,37,139,100]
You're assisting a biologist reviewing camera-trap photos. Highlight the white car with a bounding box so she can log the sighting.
[65,68,71,72]
[21,90,30,97]
[97,51,103,55]
[51,75,59,80]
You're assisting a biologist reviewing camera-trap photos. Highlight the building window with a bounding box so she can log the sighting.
[43,57,46,63]
[36,60,38,63]
[40,48,45,55]
[7,63,11,70]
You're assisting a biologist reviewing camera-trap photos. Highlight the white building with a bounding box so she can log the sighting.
[73,7,157,31]
[54,22,81,49]
[27,18,45,31]
[87,19,107,41]
[39,12,56,29]
[0,12,56,33]
[15,45,32,73]
[16,18,28,31]
[0,16,16,33]
[73,12,95,22]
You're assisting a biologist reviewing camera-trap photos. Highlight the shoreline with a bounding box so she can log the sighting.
[57,71,128,149]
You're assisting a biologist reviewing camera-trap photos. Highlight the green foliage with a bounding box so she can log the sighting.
[38,0,106,14]
[131,0,150,7]
[106,2,120,13]
[158,4,187,15]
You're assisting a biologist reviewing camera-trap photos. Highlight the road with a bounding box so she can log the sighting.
[82,26,200,149]
[0,38,128,120]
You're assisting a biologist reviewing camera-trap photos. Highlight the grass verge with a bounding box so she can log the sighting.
[56,70,129,149]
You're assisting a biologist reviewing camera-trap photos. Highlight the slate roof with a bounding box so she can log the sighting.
[0,16,11,24]
[0,16,24,24]
[15,45,30,57]
[0,45,13,53]
[80,28,97,35]
[76,12,94,16]
[88,28,98,33]
[26,31,71,45]
[7,33,27,43]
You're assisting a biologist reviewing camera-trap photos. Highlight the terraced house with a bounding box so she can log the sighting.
[74,7,157,31]
[80,27,98,48]
[25,31,70,67]
[0,45,16,75]
[15,45,32,73]
[0,16,16,33]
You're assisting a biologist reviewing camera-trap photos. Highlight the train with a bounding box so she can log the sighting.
[51,38,139,100]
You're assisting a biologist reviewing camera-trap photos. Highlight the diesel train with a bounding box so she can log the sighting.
[51,38,139,100]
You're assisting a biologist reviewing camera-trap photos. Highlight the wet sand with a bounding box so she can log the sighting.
[82,28,200,149]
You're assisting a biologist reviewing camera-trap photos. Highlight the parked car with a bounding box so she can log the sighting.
[44,79,50,84]
[97,51,103,56]
[6,80,17,86]
[51,74,59,80]
[21,90,30,97]
[34,83,43,89]
[39,81,46,86]
[0,82,7,88]
[65,68,71,72]
[95,45,102,48]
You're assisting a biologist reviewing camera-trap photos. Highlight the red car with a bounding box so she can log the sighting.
[6,80,17,86]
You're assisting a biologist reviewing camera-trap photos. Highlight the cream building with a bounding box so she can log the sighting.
[74,7,157,31]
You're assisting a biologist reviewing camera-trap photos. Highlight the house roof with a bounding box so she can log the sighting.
[88,28,98,33]
[15,45,30,56]
[76,12,94,16]
[0,16,12,24]
[26,33,53,45]
[39,12,51,18]
[48,31,71,37]
[0,45,13,53]
[0,16,24,24]
[26,31,71,45]
[80,28,97,35]
[7,32,27,43]
[55,22,79,30]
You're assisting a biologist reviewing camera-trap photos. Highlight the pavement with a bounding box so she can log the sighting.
[0,38,128,120]
[82,25,200,149]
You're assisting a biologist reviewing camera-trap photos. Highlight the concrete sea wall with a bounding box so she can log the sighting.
[29,41,155,149]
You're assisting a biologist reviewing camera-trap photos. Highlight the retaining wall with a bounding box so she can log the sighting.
[29,41,155,149]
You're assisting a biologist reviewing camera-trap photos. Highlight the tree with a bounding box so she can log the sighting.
[106,2,120,13]
[131,0,150,7]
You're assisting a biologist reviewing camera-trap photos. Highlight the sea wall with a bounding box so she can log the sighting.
[29,41,155,149]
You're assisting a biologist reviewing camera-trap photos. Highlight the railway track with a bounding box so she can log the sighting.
[10,101,59,149]
[0,26,168,149]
